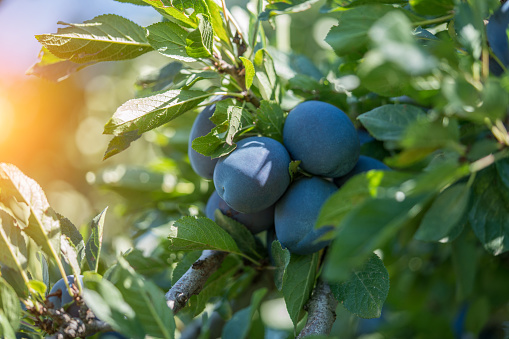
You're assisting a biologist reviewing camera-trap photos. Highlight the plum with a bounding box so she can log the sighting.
[48,275,83,317]
[487,2,509,75]
[213,136,291,213]
[188,103,219,179]
[333,155,390,187]
[283,101,360,177]
[205,191,275,234]
[275,177,337,255]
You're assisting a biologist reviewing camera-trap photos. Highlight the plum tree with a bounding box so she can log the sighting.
[188,103,219,179]
[47,275,83,317]
[213,136,291,213]
[275,176,337,255]
[283,101,360,177]
[205,191,274,234]
[487,2,509,75]
[333,155,390,187]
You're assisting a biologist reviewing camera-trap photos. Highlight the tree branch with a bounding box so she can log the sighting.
[166,250,229,314]
[297,280,338,339]
[45,309,112,339]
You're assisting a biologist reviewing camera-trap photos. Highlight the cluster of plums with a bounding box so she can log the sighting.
[189,100,389,255]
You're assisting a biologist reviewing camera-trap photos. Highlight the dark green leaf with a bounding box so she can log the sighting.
[36,15,152,63]
[192,128,237,158]
[469,165,509,255]
[451,231,478,300]
[0,277,21,333]
[147,22,196,62]
[58,214,85,267]
[255,101,285,143]
[86,207,108,273]
[324,195,429,282]
[114,258,176,339]
[259,0,321,20]
[282,253,319,328]
[415,183,470,242]
[206,0,230,44]
[214,210,263,261]
[271,240,290,291]
[455,3,483,59]
[330,253,389,318]
[104,90,209,135]
[409,0,454,16]
[357,104,427,142]
[186,15,214,58]
[168,216,240,253]
[83,276,145,339]
[222,288,267,339]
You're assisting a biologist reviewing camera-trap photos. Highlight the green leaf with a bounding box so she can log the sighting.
[222,288,267,339]
[415,183,470,242]
[26,47,96,82]
[83,277,145,339]
[325,5,400,56]
[35,15,152,63]
[103,130,142,160]
[147,22,196,62]
[214,210,263,261]
[357,104,427,142]
[225,106,244,146]
[86,207,108,273]
[289,160,301,181]
[59,214,85,272]
[0,310,16,339]
[0,277,21,333]
[240,57,255,90]
[271,240,290,291]
[409,0,454,16]
[168,216,240,253]
[104,90,209,135]
[0,164,61,263]
[135,62,183,94]
[324,195,429,282]
[186,15,214,58]
[114,258,176,339]
[142,0,198,28]
[469,165,509,255]
[282,253,319,328]
[206,0,230,45]
[192,129,237,158]
[455,3,483,60]
[114,0,150,5]
[61,236,81,277]
[315,170,412,237]
[0,212,28,284]
[253,49,278,102]
[259,0,321,20]
[254,101,285,143]
[451,231,478,300]
[330,253,389,319]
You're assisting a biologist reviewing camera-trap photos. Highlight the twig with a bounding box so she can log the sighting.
[45,309,112,339]
[297,280,338,339]
[166,250,229,314]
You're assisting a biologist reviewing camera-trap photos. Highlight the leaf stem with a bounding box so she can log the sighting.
[469,148,509,173]
[412,13,454,27]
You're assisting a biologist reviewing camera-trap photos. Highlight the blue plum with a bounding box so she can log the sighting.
[48,275,83,317]
[188,103,219,179]
[333,155,390,187]
[213,136,291,213]
[275,177,337,255]
[205,191,275,234]
[283,101,360,177]
[487,2,509,75]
